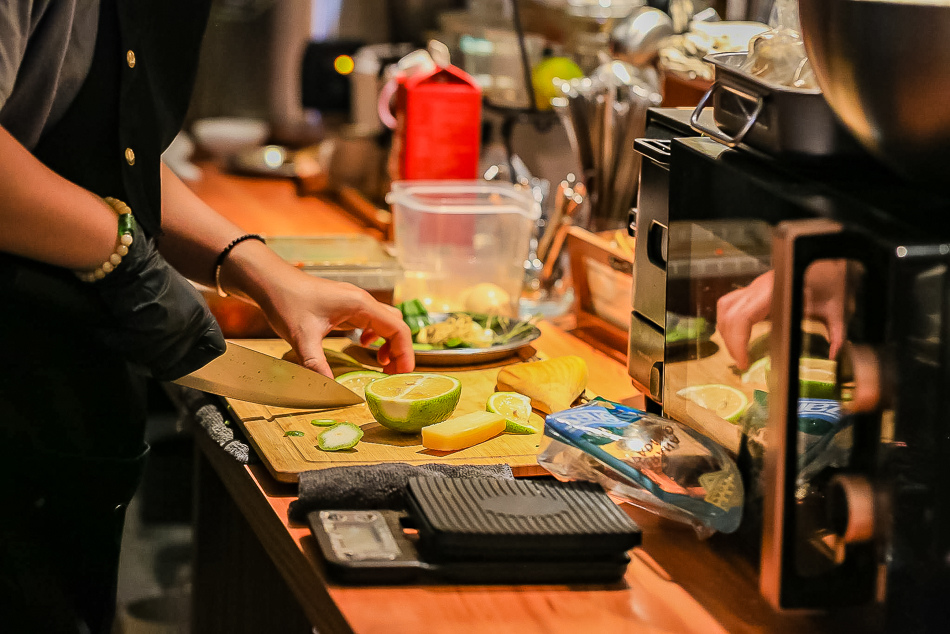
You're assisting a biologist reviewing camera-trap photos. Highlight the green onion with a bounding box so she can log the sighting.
[397,299,431,335]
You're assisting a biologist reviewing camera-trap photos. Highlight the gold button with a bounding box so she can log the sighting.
[125,148,135,165]
[126,50,136,68]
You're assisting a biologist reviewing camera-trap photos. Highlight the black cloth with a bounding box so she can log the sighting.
[288,463,516,523]
[0,0,212,631]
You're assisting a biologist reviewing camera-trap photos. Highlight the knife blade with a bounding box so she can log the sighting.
[173,342,364,409]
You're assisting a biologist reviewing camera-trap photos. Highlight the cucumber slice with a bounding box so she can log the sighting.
[318,422,363,451]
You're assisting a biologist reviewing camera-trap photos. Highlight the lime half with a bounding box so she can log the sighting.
[676,384,749,423]
[741,357,771,386]
[336,370,387,399]
[364,373,462,433]
[799,358,837,399]
[487,392,537,434]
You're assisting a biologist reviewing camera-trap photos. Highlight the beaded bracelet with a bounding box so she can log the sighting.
[213,233,266,297]
[75,197,135,282]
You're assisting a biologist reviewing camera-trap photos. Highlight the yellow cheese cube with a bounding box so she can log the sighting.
[421,411,506,451]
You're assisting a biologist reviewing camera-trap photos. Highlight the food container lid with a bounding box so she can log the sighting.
[386,180,541,220]
[267,235,401,271]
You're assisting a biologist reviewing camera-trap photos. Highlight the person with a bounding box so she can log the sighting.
[716,260,849,370]
[0,1,413,630]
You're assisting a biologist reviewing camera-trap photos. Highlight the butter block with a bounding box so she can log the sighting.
[421,411,506,451]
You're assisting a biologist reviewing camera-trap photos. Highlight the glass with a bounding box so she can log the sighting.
[792,258,863,577]
[662,219,771,452]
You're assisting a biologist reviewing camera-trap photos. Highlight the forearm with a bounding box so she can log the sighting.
[0,126,117,269]
[156,162,246,285]
[157,162,296,304]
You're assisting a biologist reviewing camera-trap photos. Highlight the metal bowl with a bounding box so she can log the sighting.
[798,0,950,181]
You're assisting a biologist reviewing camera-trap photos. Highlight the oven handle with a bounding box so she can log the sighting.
[689,82,765,148]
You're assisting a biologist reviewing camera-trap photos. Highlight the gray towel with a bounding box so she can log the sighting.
[193,403,255,464]
[163,383,258,465]
[288,463,514,522]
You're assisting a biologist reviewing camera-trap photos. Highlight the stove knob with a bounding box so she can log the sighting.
[828,474,875,544]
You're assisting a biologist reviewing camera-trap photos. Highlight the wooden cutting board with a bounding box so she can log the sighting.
[226,339,551,482]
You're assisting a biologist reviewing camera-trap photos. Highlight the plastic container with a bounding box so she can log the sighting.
[267,235,402,305]
[387,180,541,315]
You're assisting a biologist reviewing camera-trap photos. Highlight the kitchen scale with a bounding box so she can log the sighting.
[308,477,641,585]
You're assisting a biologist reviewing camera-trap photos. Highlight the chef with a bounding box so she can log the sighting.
[0,1,413,630]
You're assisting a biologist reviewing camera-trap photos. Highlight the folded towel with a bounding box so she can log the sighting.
[162,383,258,465]
[288,462,514,522]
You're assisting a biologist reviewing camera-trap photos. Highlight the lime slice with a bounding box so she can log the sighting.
[364,373,462,433]
[676,384,749,423]
[487,392,537,434]
[799,358,837,399]
[336,370,387,399]
[741,357,771,385]
[318,422,363,451]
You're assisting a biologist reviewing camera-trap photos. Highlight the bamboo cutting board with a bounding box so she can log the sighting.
[225,339,550,482]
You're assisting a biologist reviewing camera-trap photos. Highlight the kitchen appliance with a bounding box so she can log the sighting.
[308,477,641,584]
[628,108,950,629]
[173,342,363,409]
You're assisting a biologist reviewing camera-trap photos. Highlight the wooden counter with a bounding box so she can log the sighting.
[186,164,854,634]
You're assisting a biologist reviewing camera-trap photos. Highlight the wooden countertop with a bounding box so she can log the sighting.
[186,163,850,634]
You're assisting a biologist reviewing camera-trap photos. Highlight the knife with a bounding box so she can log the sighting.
[173,342,364,409]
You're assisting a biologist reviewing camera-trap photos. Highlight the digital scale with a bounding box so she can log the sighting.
[308,477,641,585]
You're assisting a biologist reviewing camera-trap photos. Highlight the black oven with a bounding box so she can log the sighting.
[629,109,950,630]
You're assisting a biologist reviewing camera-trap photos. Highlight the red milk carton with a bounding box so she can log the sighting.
[393,64,482,180]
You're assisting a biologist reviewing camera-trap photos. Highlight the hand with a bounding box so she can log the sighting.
[92,222,226,381]
[716,261,848,371]
[717,271,774,371]
[249,265,415,378]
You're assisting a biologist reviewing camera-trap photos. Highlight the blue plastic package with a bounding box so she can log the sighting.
[538,398,744,535]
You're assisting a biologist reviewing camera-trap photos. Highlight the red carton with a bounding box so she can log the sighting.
[393,65,481,180]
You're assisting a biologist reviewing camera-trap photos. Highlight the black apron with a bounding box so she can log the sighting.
[0,0,211,630]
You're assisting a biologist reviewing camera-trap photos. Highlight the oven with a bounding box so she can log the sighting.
[629,109,950,629]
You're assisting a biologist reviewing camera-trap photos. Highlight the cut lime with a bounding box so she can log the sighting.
[318,422,363,451]
[799,358,837,399]
[364,373,462,433]
[487,391,537,434]
[676,384,749,423]
[741,357,771,386]
[336,370,387,399]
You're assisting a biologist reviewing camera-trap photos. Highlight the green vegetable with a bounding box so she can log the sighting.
[443,337,468,349]
[283,430,305,437]
[311,419,339,426]
[318,422,364,451]
[492,314,541,345]
[412,343,435,351]
[397,299,431,335]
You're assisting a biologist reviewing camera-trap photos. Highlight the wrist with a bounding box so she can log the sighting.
[75,198,136,282]
[214,235,282,301]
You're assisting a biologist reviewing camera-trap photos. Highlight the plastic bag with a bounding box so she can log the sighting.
[538,398,744,537]
[740,0,816,89]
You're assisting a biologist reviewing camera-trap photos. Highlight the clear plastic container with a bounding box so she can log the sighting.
[267,235,402,305]
[386,180,541,316]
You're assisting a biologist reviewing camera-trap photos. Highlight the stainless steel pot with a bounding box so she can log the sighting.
[689,52,861,160]
[798,0,950,181]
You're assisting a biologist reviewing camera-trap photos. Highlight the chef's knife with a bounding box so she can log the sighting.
[174,342,364,409]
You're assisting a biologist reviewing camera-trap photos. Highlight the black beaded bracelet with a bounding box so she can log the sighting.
[214,233,266,297]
